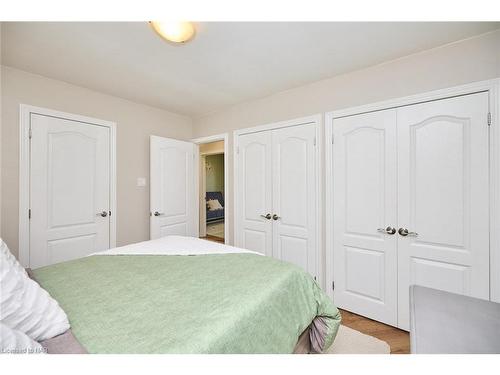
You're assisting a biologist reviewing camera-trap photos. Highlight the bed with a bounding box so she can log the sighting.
[206,191,224,223]
[31,236,341,354]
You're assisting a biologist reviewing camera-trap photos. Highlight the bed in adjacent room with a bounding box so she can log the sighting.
[29,236,341,354]
[206,191,225,223]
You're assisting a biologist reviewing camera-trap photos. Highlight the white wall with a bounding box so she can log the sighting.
[193,29,500,249]
[1,66,193,259]
[199,140,224,154]
[2,29,499,264]
[205,154,225,193]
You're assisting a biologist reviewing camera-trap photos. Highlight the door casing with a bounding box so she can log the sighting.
[18,104,117,267]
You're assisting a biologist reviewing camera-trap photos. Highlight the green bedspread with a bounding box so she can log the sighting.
[33,253,341,353]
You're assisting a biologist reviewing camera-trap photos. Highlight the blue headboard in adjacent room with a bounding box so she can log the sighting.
[206,191,224,207]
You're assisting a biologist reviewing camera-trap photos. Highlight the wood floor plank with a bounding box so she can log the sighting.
[339,309,410,354]
[200,235,225,243]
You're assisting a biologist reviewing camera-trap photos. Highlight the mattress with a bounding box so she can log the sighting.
[32,236,341,353]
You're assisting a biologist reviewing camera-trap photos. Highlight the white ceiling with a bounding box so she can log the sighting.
[2,22,499,117]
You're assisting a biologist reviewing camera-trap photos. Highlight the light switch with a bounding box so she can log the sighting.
[137,177,146,187]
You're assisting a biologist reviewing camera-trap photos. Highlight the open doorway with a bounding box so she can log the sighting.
[195,136,228,244]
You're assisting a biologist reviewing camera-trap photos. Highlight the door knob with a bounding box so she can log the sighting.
[272,214,280,221]
[153,211,164,217]
[398,228,418,237]
[260,213,272,220]
[98,211,108,217]
[377,226,396,235]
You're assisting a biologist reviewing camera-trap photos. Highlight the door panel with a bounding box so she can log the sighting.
[30,114,110,268]
[397,92,490,330]
[150,136,197,239]
[236,132,272,256]
[272,124,317,276]
[345,246,385,300]
[332,110,398,326]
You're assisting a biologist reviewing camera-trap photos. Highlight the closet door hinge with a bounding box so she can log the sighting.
[488,112,492,126]
[332,281,335,291]
[331,134,334,144]
[313,137,316,146]
[29,128,32,139]
[28,209,31,219]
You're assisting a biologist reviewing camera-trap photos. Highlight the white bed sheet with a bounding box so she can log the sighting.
[91,235,262,257]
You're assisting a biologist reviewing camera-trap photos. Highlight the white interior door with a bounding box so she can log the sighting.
[332,109,398,326]
[235,131,273,256]
[397,92,490,330]
[272,124,318,277]
[150,136,197,239]
[30,114,110,268]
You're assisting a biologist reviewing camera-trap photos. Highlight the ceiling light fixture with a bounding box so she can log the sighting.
[149,21,196,44]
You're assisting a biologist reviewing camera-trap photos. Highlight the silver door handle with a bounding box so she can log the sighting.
[260,213,272,220]
[272,214,280,221]
[97,211,108,217]
[398,228,418,237]
[377,226,396,235]
[153,211,164,217]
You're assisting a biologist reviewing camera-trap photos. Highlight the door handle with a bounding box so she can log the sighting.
[377,226,396,235]
[260,213,272,220]
[97,211,108,217]
[153,211,164,217]
[398,228,418,237]
[272,214,280,221]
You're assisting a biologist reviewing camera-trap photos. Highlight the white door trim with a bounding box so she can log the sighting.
[233,115,322,283]
[199,154,207,238]
[191,133,229,244]
[18,104,117,267]
[325,78,500,302]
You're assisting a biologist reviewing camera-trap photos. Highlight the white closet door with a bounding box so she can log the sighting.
[332,110,398,326]
[272,124,318,277]
[397,92,490,330]
[235,131,273,256]
[30,114,110,268]
[150,136,197,239]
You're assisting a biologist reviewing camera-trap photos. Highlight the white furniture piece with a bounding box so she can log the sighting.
[234,116,320,279]
[20,106,116,268]
[150,136,197,239]
[328,91,491,330]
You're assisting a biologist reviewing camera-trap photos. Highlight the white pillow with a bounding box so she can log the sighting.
[0,322,45,354]
[0,238,70,341]
[207,199,223,210]
[0,239,27,276]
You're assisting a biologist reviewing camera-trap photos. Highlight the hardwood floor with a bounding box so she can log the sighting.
[200,235,225,243]
[339,309,410,354]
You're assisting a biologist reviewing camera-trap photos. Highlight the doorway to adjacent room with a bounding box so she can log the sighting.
[195,136,228,243]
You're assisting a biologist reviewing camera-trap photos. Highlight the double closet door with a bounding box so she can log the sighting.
[236,123,319,278]
[332,92,490,330]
